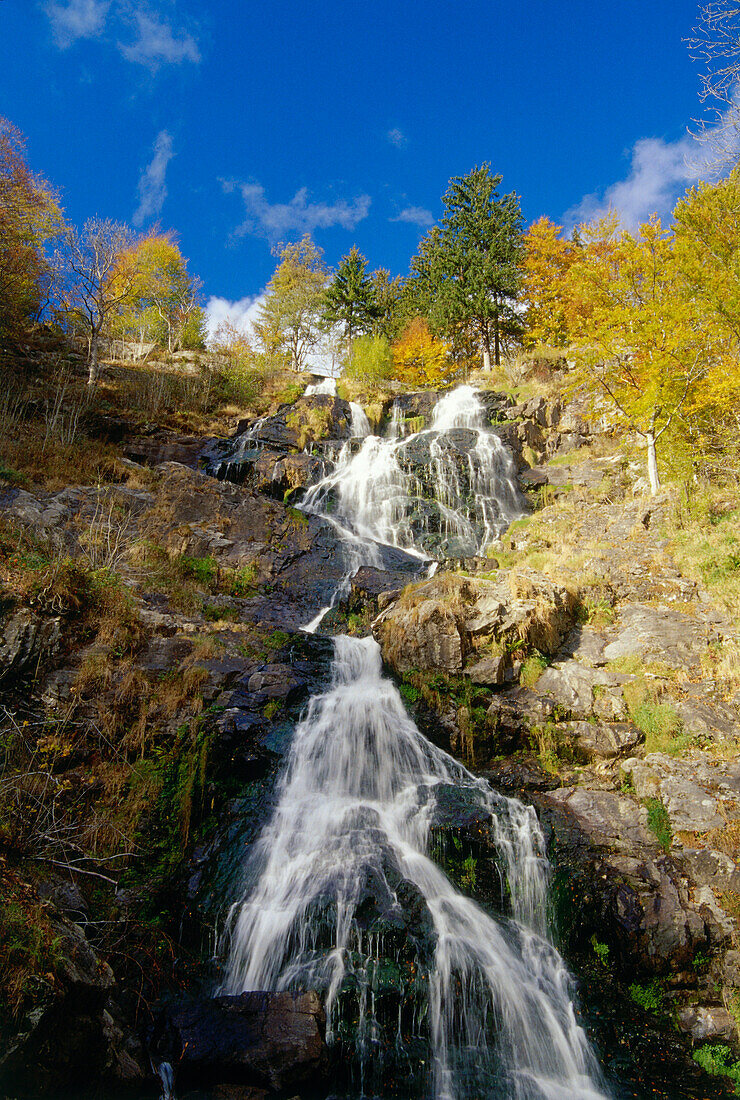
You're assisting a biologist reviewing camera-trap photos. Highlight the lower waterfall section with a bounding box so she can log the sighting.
[221,636,609,1100]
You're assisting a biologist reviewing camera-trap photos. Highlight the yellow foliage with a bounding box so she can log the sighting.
[521,216,576,348]
[391,318,451,387]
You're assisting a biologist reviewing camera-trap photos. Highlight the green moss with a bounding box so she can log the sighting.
[590,934,610,967]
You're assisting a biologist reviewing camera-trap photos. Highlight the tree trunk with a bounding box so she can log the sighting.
[646,431,660,495]
[482,347,491,372]
[493,314,501,367]
[87,330,100,385]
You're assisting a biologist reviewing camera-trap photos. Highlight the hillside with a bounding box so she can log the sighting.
[1,350,739,1100]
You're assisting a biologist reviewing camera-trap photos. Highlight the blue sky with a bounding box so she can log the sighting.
[2,0,714,331]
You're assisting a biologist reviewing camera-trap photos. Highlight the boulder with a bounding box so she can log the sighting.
[152,991,327,1092]
[562,720,643,762]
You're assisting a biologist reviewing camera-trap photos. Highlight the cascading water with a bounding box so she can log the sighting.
[222,636,609,1100]
[305,376,338,396]
[301,385,524,560]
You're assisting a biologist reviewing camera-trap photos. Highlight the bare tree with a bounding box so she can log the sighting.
[56,218,139,384]
[687,2,740,171]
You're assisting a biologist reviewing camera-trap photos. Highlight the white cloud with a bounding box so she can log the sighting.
[567,99,740,229]
[225,181,372,243]
[45,0,110,47]
[119,8,200,67]
[133,129,174,226]
[387,128,406,148]
[205,293,265,343]
[390,205,434,228]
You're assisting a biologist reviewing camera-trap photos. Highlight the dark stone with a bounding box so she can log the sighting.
[151,991,328,1092]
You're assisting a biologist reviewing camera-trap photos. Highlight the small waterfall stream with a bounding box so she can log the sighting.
[301,385,523,559]
[218,385,610,1099]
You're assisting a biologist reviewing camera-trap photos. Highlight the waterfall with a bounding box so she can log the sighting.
[350,401,371,438]
[301,385,524,559]
[222,636,609,1100]
[305,376,338,396]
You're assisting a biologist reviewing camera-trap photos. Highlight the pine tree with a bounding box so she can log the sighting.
[323,246,379,350]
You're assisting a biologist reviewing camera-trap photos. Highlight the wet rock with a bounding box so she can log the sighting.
[0,608,61,682]
[153,991,327,1092]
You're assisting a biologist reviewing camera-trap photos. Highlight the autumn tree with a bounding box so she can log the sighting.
[672,169,740,436]
[113,233,205,353]
[568,217,706,494]
[254,235,327,371]
[0,117,62,348]
[687,1,740,170]
[521,216,577,348]
[391,318,452,387]
[408,165,523,369]
[323,246,379,351]
[55,218,140,384]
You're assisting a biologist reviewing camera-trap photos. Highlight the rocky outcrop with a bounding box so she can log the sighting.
[152,991,327,1093]
[374,569,577,677]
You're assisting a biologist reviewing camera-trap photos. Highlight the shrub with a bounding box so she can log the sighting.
[645,797,672,852]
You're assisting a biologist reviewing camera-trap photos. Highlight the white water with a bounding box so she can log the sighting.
[222,636,608,1100]
[350,401,371,438]
[301,385,523,559]
[305,376,338,396]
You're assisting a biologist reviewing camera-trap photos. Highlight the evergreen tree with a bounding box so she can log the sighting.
[323,246,379,350]
[408,165,524,369]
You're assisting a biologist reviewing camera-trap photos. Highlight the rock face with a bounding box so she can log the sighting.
[374,569,577,677]
[153,992,327,1092]
[0,608,61,682]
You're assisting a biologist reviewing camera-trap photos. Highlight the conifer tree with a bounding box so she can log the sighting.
[323,246,379,350]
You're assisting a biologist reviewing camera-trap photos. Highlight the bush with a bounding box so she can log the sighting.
[344,335,393,387]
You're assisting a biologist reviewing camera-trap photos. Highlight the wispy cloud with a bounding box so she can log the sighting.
[133,130,174,226]
[224,181,372,243]
[119,8,200,68]
[387,128,407,148]
[44,0,200,67]
[205,293,265,342]
[45,0,110,48]
[567,102,740,229]
[391,205,434,228]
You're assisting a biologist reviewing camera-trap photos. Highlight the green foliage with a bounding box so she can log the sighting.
[264,629,290,651]
[176,554,218,586]
[692,1043,740,1090]
[644,797,672,852]
[407,164,524,367]
[628,979,665,1014]
[263,699,283,720]
[229,563,258,598]
[323,246,379,346]
[520,651,548,689]
[590,934,610,967]
[344,334,393,386]
[399,682,420,705]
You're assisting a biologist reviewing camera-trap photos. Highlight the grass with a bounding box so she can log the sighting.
[622,676,692,754]
[665,485,740,628]
[644,797,672,852]
[520,651,548,689]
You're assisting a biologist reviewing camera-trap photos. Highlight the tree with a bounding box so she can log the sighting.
[56,219,139,384]
[253,235,327,371]
[113,233,205,353]
[323,246,379,351]
[567,217,707,494]
[672,169,740,434]
[370,268,404,341]
[521,216,577,348]
[391,318,452,387]
[0,117,62,348]
[344,334,393,386]
[408,165,524,370]
[687,2,740,170]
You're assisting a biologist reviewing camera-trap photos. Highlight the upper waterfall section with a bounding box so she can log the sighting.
[301,385,525,560]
